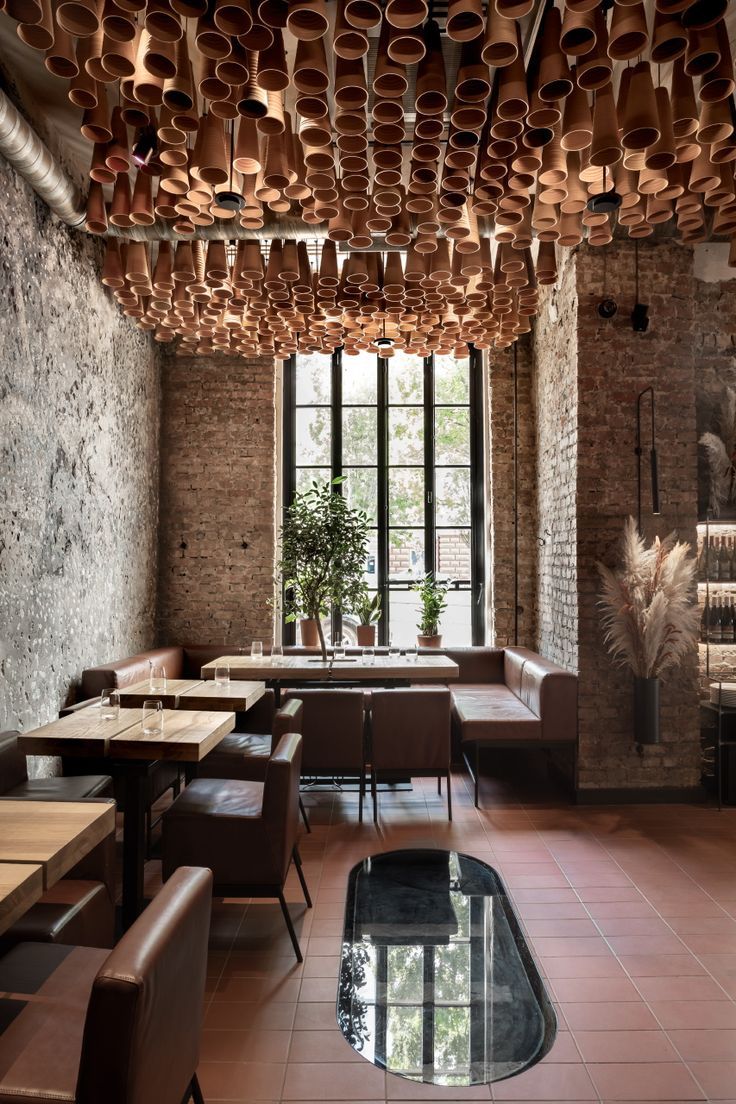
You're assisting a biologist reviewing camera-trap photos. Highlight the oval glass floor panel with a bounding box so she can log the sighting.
[337,848,556,1087]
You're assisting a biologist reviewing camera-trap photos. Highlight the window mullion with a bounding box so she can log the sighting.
[283,354,296,646]
[332,348,343,644]
[424,356,436,577]
[377,355,389,646]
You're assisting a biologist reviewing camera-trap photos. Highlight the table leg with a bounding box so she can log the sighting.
[121,764,148,930]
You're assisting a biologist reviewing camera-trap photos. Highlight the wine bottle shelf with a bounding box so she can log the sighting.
[698,581,736,586]
[699,641,736,647]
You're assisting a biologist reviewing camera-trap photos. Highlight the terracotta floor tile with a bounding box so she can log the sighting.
[594,919,676,938]
[492,1062,597,1100]
[524,919,600,938]
[551,977,642,1003]
[200,1029,292,1064]
[647,1002,736,1030]
[666,1029,736,1061]
[573,1030,679,1064]
[288,1029,363,1063]
[687,1062,736,1099]
[618,956,707,978]
[385,1076,491,1098]
[204,1002,297,1032]
[298,977,339,1002]
[634,977,732,1003]
[588,1063,704,1101]
[540,956,627,979]
[562,1004,661,1031]
[214,977,303,1004]
[281,1062,386,1100]
[197,1060,287,1101]
[531,936,612,958]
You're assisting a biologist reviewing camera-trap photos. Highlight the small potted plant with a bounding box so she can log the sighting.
[353,587,382,647]
[412,572,451,648]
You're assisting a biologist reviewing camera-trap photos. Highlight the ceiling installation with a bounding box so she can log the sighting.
[1,0,734,358]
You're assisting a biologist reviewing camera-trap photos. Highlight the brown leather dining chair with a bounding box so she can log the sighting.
[197,698,311,831]
[0,866,213,1104]
[369,688,453,822]
[283,689,367,821]
[162,733,311,961]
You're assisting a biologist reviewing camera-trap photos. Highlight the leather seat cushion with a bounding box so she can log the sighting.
[1,882,114,952]
[4,775,112,801]
[452,687,542,743]
[165,777,264,820]
[198,734,271,782]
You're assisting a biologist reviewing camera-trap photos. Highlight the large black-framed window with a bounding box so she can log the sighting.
[282,347,485,647]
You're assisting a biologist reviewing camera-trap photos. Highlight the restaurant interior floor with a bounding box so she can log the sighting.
[135,758,736,1103]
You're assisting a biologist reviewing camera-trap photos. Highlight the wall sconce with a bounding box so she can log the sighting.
[636,386,661,533]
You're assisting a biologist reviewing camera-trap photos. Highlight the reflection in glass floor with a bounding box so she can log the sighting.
[337,849,556,1087]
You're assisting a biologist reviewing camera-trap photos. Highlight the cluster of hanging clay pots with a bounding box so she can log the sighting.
[100,233,555,357]
[2,0,736,356]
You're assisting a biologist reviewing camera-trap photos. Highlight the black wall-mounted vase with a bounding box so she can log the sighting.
[634,676,660,745]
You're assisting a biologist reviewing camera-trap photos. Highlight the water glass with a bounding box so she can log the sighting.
[214,665,230,687]
[388,639,400,657]
[334,635,346,660]
[251,640,263,660]
[271,643,283,659]
[142,699,163,736]
[100,688,120,720]
[363,646,375,666]
[149,664,167,692]
[405,645,418,663]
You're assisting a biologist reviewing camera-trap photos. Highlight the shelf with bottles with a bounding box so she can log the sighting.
[700,598,736,646]
[696,531,736,585]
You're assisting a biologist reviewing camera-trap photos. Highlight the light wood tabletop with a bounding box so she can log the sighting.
[109,708,236,762]
[16,706,141,758]
[200,654,460,682]
[117,678,205,708]
[178,680,265,711]
[0,863,44,936]
[0,801,115,889]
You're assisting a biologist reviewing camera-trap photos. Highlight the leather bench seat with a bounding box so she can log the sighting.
[2,775,112,801]
[452,687,542,743]
[0,881,114,952]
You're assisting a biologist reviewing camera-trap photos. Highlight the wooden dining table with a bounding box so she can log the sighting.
[117,678,265,713]
[0,863,43,937]
[17,704,248,929]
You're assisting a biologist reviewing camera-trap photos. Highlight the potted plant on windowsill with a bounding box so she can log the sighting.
[597,517,699,746]
[353,587,382,647]
[277,478,370,661]
[412,572,451,649]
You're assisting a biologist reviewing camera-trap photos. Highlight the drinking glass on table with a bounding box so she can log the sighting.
[100,688,120,720]
[405,645,418,663]
[271,643,283,660]
[334,635,346,660]
[251,640,263,660]
[142,699,163,736]
[149,664,167,692]
[388,638,400,657]
[363,646,375,666]
[214,664,230,687]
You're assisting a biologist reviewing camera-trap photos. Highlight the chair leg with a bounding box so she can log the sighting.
[371,768,378,824]
[359,768,365,823]
[279,892,303,962]
[293,846,312,908]
[474,743,480,809]
[189,1073,205,1104]
[299,797,311,833]
[437,775,442,795]
[446,768,452,821]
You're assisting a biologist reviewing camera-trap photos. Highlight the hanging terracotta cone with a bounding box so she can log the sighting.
[561,68,593,150]
[671,55,699,135]
[132,30,164,103]
[101,25,139,79]
[17,0,55,51]
[334,0,369,57]
[46,23,79,77]
[682,0,727,29]
[698,96,733,144]
[651,7,687,63]
[84,179,108,233]
[4,0,41,26]
[286,0,328,40]
[590,81,621,166]
[145,0,182,41]
[496,24,528,120]
[196,6,231,58]
[482,3,518,66]
[239,50,269,116]
[109,170,132,226]
[645,86,677,170]
[196,110,229,184]
[415,19,446,115]
[216,38,249,84]
[214,0,253,37]
[294,36,330,95]
[537,5,573,102]
[608,1,649,60]
[700,21,735,102]
[257,28,289,89]
[446,0,483,43]
[384,0,427,28]
[335,55,368,112]
[373,16,409,99]
[685,22,721,76]
[80,82,112,141]
[130,169,156,224]
[57,0,102,37]
[576,6,611,90]
[387,20,426,65]
[456,37,491,103]
[259,89,286,135]
[559,4,597,56]
[233,115,262,173]
[621,62,660,150]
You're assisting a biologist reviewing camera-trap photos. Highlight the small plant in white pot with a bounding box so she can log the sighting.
[597,517,699,745]
[412,573,451,648]
[352,587,381,647]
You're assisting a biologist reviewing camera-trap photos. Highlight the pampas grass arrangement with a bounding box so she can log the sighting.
[597,517,699,679]
[699,385,736,517]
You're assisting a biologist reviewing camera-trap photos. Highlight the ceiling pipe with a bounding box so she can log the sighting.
[0,85,86,228]
[106,217,329,242]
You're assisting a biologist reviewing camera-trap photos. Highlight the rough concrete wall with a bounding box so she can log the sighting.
[575,239,700,792]
[156,352,277,646]
[488,335,537,648]
[0,156,159,732]
[533,247,579,672]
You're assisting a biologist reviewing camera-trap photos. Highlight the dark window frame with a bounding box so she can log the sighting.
[282,347,485,646]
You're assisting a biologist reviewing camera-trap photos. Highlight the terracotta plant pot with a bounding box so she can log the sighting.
[356,625,376,646]
[417,634,442,648]
[300,618,320,647]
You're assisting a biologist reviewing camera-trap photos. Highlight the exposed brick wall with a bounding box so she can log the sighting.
[0,155,159,731]
[156,352,277,646]
[533,248,579,672]
[488,336,537,648]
